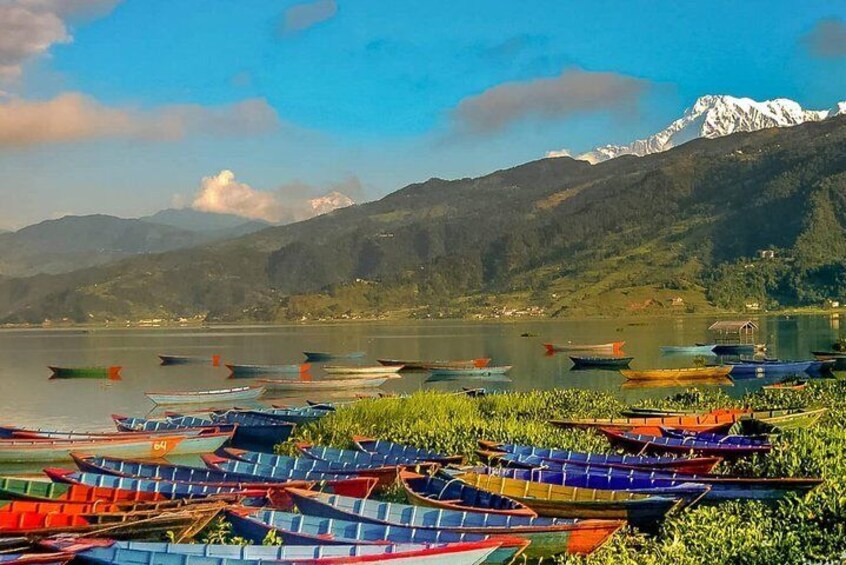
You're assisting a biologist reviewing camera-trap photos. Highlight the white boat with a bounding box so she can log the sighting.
[323,365,404,375]
[257,376,399,391]
[145,385,265,405]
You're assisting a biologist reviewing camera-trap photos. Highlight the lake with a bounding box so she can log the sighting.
[1,314,841,434]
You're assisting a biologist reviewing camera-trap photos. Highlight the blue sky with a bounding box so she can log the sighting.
[1,0,845,228]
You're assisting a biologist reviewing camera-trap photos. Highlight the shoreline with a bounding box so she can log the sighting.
[1,306,843,331]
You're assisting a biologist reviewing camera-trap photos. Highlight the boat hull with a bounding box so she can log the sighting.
[257,376,397,391]
[145,386,265,405]
[620,367,732,381]
[0,432,231,462]
[226,363,310,376]
[48,366,121,380]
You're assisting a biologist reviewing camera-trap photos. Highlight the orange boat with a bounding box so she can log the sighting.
[550,408,750,435]
[544,341,625,354]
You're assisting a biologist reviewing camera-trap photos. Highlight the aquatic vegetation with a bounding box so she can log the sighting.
[285,379,846,564]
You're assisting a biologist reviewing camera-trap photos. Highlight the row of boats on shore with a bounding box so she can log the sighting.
[0,390,829,564]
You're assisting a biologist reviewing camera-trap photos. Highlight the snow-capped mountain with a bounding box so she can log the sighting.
[308,191,355,215]
[548,95,846,163]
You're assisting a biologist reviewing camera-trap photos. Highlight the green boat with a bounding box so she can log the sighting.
[49,366,122,379]
[746,408,828,430]
[0,476,74,501]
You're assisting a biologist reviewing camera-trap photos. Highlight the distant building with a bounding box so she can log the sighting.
[709,320,759,344]
[825,299,840,309]
[670,297,685,307]
[757,250,776,259]
[744,302,760,311]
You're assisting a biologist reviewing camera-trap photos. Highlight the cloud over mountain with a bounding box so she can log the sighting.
[190,170,355,223]
[451,68,649,134]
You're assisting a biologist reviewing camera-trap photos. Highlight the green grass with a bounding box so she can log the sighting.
[277,382,846,564]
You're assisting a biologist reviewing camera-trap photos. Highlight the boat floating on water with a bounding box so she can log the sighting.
[257,375,399,391]
[620,366,732,381]
[48,366,122,380]
[158,355,221,367]
[569,356,633,369]
[544,342,625,354]
[225,363,310,376]
[144,386,265,406]
[304,351,366,362]
[377,358,491,371]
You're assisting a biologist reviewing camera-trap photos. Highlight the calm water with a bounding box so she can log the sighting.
[1,314,842,433]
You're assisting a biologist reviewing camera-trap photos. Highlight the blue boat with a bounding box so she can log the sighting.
[206,454,400,487]
[726,359,813,379]
[352,436,463,464]
[304,351,366,362]
[298,443,440,468]
[474,464,821,502]
[112,413,293,452]
[658,428,772,446]
[43,539,502,565]
[226,363,310,376]
[232,407,329,425]
[477,440,720,474]
[226,510,527,565]
[398,471,536,517]
[44,469,266,501]
[601,428,773,459]
[284,488,624,558]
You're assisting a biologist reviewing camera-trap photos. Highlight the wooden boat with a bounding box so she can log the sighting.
[726,360,813,378]
[601,429,771,460]
[0,553,72,565]
[304,352,366,362]
[352,436,464,465]
[544,342,625,354]
[0,431,232,463]
[428,366,512,377]
[232,406,329,425]
[145,386,265,405]
[762,379,808,391]
[811,350,846,370]
[45,538,505,565]
[742,407,827,430]
[285,489,624,558]
[619,407,710,418]
[256,376,398,391]
[0,476,166,504]
[377,358,491,371]
[657,428,771,445]
[233,445,438,478]
[0,502,224,541]
[472,466,821,503]
[709,343,766,354]
[0,426,227,441]
[620,366,732,381]
[569,356,633,369]
[659,345,715,354]
[550,412,737,435]
[398,471,537,517]
[323,365,404,375]
[476,440,721,474]
[204,454,401,488]
[158,355,220,367]
[457,471,682,531]
[48,366,121,380]
[226,363,310,376]
[226,509,530,565]
[70,454,378,502]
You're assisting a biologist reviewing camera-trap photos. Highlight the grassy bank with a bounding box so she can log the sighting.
[282,382,846,564]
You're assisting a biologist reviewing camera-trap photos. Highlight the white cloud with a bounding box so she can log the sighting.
[192,170,282,222]
[0,93,279,147]
[0,0,120,81]
[190,170,356,223]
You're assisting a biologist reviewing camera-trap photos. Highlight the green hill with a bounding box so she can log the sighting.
[2,116,846,323]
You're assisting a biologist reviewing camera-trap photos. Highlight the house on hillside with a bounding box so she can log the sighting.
[757,249,776,259]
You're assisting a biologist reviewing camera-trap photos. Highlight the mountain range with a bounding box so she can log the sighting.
[1,111,845,324]
[548,95,846,163]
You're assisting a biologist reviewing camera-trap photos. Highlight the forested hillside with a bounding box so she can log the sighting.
[1,116,845,323]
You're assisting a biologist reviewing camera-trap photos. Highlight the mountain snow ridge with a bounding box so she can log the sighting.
[548,94,846,163]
